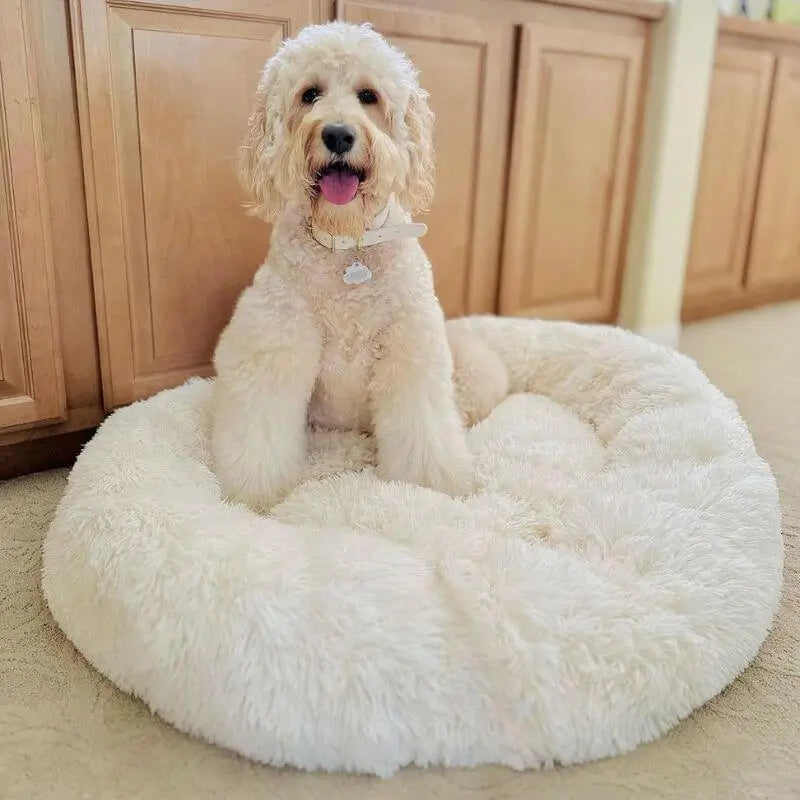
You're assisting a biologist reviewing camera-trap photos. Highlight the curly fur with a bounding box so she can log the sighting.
[238,22,434,229]
[213,22,506,511]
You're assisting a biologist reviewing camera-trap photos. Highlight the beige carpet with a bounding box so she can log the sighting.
[2,302,798,800]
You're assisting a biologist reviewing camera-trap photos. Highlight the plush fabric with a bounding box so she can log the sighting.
[42,317,782,777]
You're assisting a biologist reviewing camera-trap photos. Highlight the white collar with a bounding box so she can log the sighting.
[309,203,427,252]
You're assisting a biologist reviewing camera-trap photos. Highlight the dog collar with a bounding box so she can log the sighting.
[309,204,427,252]
[311,223,427,251]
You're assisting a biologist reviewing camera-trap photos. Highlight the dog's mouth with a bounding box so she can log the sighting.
[314,162,366,206]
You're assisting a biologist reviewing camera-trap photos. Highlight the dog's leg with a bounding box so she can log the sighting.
[211,283,321,512]
[447,324,510,427]
[371,307,473,496]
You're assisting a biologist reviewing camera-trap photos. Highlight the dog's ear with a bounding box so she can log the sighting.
[398,86,435,215]
[239,62,286,220]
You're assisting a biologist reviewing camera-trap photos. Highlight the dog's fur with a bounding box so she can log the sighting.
[212,22,507,512]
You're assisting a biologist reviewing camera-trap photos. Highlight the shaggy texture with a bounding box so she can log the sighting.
[41,317,782,777]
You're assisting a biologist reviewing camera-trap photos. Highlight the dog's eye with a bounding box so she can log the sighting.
[357,89,378,105]
[301,86,321,104]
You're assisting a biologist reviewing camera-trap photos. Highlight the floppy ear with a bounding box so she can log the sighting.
[398,86,435,214]
[238,60,286,220]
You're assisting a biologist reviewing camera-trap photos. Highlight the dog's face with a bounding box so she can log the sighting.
[240,23,434,237]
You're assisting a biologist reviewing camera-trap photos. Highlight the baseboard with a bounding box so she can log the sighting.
[682,282,800,322]
[0,428,95,480]
[0,405,103,446]
[632,322,682,349]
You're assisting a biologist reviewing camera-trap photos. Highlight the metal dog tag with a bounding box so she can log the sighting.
[343,260,373,285]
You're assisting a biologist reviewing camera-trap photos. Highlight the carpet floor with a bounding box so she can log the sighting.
[2,302,798,800]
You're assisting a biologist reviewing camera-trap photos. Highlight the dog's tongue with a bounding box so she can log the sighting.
[318,170,359,205]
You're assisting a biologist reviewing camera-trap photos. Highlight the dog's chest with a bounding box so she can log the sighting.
[307,278,397,432]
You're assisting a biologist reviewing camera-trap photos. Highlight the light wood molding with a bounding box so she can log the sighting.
[0,0,67,431]
[72,0,322,409]
[370,0,651,38]
[500,19,644,321]
[530,0,665,18]
[371,0,664,23]
[719,15,800,47]
[340,1,514,317]
[684,44,774,300]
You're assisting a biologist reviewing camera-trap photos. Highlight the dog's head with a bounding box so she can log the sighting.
[240,22,434,237]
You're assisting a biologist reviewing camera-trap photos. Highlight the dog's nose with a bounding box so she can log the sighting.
[321,124,355,155]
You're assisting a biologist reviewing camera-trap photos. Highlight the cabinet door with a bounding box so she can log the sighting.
[339,1,513,317]
[684,45,774,304]
[0,2,66,430]
[500,21,644,321]
[747,55,800,290]
[73,0,323,408]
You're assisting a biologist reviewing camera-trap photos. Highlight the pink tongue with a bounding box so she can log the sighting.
[318,170,359,205]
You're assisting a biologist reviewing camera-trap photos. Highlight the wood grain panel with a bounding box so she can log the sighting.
[111,17,279,367]
[747,55,800,290]
[340,1,514,317]
[73,0,322,408]
[0,1,66,431]
[500,22,644,321]
[684,45,774,299]
[27,0,102,423]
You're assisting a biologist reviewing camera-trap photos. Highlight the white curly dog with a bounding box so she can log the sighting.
[212,22,508,512]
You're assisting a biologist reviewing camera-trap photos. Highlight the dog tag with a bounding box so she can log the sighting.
[343,260,372,285]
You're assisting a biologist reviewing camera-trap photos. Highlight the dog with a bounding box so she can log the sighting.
[212,22,508,512]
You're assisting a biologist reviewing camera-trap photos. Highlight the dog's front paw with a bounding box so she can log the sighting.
[223,480,290,515]
[423,453,476,497]
[216,455,302,514]
[377,440,475,498]
[212,413,308,513]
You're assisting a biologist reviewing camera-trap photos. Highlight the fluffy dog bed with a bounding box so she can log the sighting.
[42,317,782,777]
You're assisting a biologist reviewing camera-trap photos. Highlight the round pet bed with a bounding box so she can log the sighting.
[42,317,783,776]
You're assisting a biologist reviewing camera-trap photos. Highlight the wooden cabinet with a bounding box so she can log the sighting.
[344,1,649,323]
[73,0,325,408]
[1,0,664,469]
[339,1,514,317]
[500,18,644,320]
[0,1,67,431]
[0,0,102,448]
[684,45,774,299]
[684,21,800,319]
[748,54,800,289]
